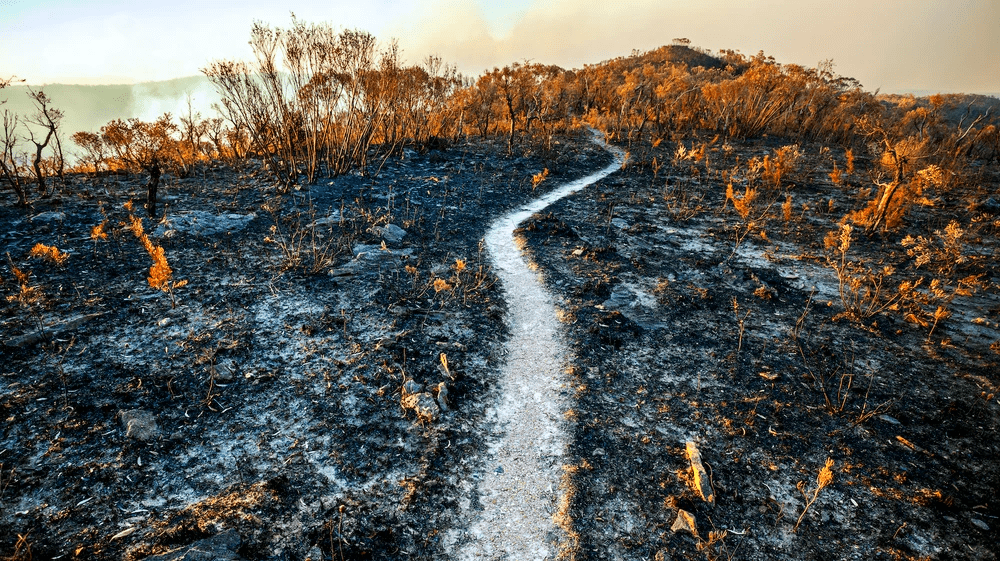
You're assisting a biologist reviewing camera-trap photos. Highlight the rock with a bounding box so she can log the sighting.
[381,224,407,244]
[30,211,66,223]
[971,518,991,531]
[214,359,237,383]
[403,379,424,395]
[879,414,901,425]
[436,382,449,411]
[671,509,699,537]
[980,197,1000,214]
[401,392,440,422]
[119,409,159,442]
[3,312,105,348]
[611,217,629,229]
[686,441,714,505]
[304,545,323,561]
[601,286,634,311]
[143,529,245,561]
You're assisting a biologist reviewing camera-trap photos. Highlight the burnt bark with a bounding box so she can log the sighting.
[146,161,161,218]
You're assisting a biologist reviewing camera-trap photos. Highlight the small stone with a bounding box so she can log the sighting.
[304,546,323,561]
[981,197,1000,214]
[495,465,504,474]
[119,409,159,442]
[401,392,440,422]
[381,224,407,244]
[436,382,449,411]
[144,529,245,561]
[879,414,901,425]
[971,519,990,531]
[214,359,237,383]
[403,379,424,395]
[671,509,698,537]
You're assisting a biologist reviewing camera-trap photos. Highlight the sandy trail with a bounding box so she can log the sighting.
[456,136,622,560]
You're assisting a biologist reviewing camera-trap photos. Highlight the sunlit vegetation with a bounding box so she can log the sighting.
[0,17,996,343]
[1,26,997,337]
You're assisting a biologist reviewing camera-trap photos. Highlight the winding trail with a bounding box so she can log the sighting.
[457,136,623,560]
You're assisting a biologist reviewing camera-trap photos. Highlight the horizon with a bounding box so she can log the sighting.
[2,0,999,96]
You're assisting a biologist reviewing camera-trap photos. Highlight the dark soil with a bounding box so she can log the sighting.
[2,132,999,561]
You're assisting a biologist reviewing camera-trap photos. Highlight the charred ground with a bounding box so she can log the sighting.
[0,134,610,560]
[1,128,999,561]
[516,135,1000,560]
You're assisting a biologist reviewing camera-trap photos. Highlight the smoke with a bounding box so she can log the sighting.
[130,78,221,123]
[0,77,221,161]
[388,0,1000,94]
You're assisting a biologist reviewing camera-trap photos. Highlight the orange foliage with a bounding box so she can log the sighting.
[29,243,68,265]
[126,212,173,291]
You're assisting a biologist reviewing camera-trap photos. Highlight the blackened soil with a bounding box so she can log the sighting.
[517,137,1000,560]
[0,133,611,560]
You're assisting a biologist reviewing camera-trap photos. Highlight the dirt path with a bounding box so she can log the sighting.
[455,136,623,560]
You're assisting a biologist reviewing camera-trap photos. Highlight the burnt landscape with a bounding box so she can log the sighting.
[2,31,1000,561]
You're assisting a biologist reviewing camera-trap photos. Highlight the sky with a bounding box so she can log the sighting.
[1,0,998,95]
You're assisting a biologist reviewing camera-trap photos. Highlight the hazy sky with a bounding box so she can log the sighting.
[1,0,998,94]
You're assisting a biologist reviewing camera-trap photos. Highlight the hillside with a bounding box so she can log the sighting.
[2,29,999,561]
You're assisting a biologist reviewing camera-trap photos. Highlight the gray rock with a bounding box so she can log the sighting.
[671,509,698,537]
[30,211,66,223]
[601,285,634,311]
[401,392,440,422]
[403,379,424,395]
[119,409,159,442]
[436,382,449,411]
[971,518,991,531]
[981,197,1000,214]
[214,359,237,383]
[381,224,407,244]
[143,529,245,561]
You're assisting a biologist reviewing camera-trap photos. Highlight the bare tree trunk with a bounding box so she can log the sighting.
[0,159,26,205]
[31,128,53,195]
[146,161,161,218]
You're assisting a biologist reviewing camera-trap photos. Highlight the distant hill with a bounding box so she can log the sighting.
[632,45,726,70]
[0,76,220,161]
[591,44,725,72]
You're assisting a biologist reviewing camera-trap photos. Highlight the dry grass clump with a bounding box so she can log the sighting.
[123,203,186,305]
[793,458,835,532]
[126,214,172,291]
[824,224,901,322]
[29,243,68,265]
